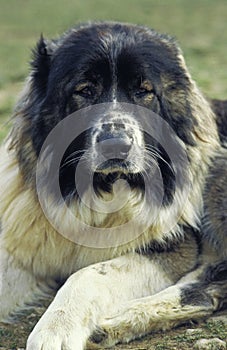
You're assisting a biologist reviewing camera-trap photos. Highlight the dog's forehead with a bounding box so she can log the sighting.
[57,23,178,65]
[47,23,186,91]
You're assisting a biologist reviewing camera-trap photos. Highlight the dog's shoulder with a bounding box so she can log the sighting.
[202,146,227,254]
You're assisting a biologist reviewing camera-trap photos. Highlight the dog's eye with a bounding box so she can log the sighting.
[74,84,94,98]
[135,87,150,97]
[135,81,154,98]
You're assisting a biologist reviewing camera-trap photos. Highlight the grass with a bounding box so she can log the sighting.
[0,311,226,349]
[0,0,227,348]
[1,0,227,138]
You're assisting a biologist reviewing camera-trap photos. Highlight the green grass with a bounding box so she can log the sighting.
[1,0,227,137]
[1,0,227,88]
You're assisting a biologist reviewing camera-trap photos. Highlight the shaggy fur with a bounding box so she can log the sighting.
[211,98,227,143]
[0,22,226,350]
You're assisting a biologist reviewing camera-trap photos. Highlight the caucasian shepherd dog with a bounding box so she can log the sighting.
[0,22,227,350]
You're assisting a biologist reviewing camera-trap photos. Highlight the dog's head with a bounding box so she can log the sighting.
[12,22,219,239]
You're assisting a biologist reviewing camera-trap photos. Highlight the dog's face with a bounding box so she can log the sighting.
[11,21,219,241]
[30,24,194,203]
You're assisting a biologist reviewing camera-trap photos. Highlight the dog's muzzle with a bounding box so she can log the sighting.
[90,115,144,174]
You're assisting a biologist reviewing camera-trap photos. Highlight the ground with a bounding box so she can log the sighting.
[0,308,226,349]
[0,0,227,348]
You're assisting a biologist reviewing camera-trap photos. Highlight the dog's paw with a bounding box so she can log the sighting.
[27,329,84,350]
[90,311,142,348]
[27,331,68,350]
[26,313,87,350]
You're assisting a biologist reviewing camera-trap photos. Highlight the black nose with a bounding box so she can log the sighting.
[99,138,132,159]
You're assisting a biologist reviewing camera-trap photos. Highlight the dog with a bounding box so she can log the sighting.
[211,99,227,143]
[0,22,226,350]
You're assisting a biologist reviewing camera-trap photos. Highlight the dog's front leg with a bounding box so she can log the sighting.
[92,261,227,348]
[26,252,176,350]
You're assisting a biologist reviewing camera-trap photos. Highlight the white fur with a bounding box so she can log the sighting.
[26,253,180,349]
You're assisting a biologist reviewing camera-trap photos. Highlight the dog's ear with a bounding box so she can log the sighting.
[30,35,57,97]
[159,82,197,147]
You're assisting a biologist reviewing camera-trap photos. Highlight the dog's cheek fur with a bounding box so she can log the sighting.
[7,36,58,183]
[159,79,198,147]
[136,38,199,147]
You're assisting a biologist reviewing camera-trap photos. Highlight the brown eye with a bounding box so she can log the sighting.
[74,84,94,98]
[135,80,154,98]
[135,87,149,97]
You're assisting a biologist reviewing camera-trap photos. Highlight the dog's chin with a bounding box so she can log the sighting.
[92,160,145,196]
[93,159,141,175]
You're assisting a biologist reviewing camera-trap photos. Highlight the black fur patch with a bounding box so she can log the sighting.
[181,283,214,307]
[203,261,227,283]
[181,261,227,308]
[137,226,201,255]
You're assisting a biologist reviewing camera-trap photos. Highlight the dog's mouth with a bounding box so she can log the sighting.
[94,158,141,175]
[93,169,145,197]
[91,136,144,175]
[91,145,146,196]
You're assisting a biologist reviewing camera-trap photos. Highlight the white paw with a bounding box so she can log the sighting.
[27,329,86,350]
[26,313,87,350]
[27,330,84,350]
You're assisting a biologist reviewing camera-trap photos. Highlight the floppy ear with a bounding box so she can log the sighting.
[159,84,197,147]
[142,35,198,147]
[30,35,57,97]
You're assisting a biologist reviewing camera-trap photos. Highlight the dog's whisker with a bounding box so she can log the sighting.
[145,147,174,173]
[63,150,87,164]
[60,155,87,169]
